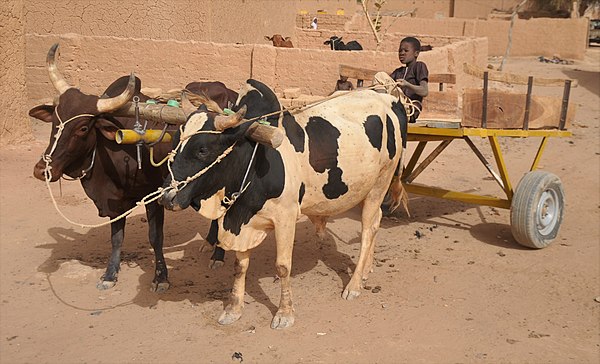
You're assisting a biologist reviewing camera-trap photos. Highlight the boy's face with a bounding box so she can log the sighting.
[398,41,419,64]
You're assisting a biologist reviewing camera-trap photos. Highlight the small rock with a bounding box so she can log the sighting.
[371,286,381,293]
[467,260,475,265]
[431,260,440,265]
[388,263,395,267]
[414,230,423,239]
[528,331,550,339]
[497,251,506,257]
[594,296,600,303]
[90,310,102,316]
[506,338,519,344]
[245,326,256,334]
[316,332,327,336]
[364,285,372,290]
[232,352,243,362]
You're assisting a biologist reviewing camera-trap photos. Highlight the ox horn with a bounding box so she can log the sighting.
[181,91,198,116]
[96,72,136,113]
[214,105,247,131]
[47,43,72,95]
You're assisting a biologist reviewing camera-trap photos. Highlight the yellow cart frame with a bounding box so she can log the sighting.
[403,126,571,209]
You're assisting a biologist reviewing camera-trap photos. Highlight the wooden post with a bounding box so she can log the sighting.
[523,76,533,130]
[559,80,572,130]
[482,71,489,129]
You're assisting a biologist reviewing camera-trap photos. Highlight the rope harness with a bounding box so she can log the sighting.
[45,81,415,228]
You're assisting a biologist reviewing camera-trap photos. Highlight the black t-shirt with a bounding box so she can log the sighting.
[390,61,429,121]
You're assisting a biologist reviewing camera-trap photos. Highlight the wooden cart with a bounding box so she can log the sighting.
[340,64,574,248]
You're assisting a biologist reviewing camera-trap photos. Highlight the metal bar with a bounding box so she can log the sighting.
[405,140,453,183]
[488,136,513,199]
[482,71,488,128]
[530,137,549,171]
[404,183,511,209]
[559,79,571,130]
[523,76,533,130]
[463,136,505,190]
[402,141,427,180]
[407,125,572,138]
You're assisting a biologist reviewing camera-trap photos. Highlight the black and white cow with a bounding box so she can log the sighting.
[159,79,408,329]
[324,36,363,51]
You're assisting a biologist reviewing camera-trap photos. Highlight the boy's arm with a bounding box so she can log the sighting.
[398,79,429,97]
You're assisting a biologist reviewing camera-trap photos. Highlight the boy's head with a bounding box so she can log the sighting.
[398,36,421,65]
[340,75,348,82]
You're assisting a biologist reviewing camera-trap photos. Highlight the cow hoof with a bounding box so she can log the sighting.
[218,310,242,325]
[271,312,295,329]
[151,281,170,293]
[209,260,224,270]
[96,280,116,290]
[342,288,361,300]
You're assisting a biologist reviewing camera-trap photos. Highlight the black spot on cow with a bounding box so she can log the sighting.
[392,101,408,149]
[305,117,348,199]
[299,183,305,204]
[222,144,286,235]
[364,115,383,151]
[385,116,397,160]
[283,113,305,153]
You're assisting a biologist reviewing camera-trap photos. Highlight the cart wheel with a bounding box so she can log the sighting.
[510,171,565,249]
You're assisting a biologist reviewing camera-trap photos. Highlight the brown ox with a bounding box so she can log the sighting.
[264,34,294,48]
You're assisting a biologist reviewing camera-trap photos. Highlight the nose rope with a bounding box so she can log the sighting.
[164,125,234,194]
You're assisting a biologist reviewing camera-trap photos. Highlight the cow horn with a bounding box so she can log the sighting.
[47,43,72,95]
[96,72,136,113]
[181,91,198,116]
[214,105,247,131]
[183,89,224,115]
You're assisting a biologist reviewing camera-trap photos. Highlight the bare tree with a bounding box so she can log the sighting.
[499,0,528,71]
[360,0,415,51]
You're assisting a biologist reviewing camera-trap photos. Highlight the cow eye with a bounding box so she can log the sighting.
[197,147,209,158]
[80,125,89,133]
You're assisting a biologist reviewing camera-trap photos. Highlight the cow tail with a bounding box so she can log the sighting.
[387,147,409,216]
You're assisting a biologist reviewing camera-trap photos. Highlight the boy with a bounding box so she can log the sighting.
[374,36,429,123]
[334,75,354,91]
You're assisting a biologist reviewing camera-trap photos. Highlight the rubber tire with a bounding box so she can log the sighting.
[510,171,565,249]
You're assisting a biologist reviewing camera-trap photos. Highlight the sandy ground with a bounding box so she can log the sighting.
[1,51,599,364]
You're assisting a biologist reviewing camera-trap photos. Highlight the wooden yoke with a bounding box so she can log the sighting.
[113,103,284,148]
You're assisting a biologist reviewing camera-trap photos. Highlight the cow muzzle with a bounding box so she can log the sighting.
[33,159,60,182]
[158,189,183,211]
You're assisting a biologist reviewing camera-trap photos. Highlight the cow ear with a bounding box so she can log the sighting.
[285,37,291,41]
[264,36,272,41]
[29,105,55,123]
[95,118,120,140]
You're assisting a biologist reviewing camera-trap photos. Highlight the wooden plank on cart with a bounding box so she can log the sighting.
[339,64,378,81]
[462,89,576,129]
[463,63,578,87]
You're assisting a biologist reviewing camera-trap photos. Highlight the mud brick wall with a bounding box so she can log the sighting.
[0,0,31,143]
[343,16,588,59]
[26,33,487,109]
